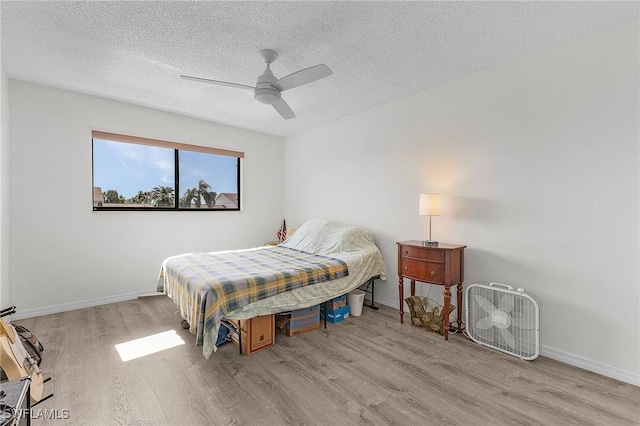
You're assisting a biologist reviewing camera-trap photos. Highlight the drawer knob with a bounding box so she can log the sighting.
[430,271,436,277]
[404,250,408,254]
[405,266,409,271]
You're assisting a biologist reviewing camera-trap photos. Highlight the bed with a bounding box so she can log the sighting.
[157,219,387,358]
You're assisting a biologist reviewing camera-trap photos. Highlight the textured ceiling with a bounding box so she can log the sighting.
[1,1,638,137]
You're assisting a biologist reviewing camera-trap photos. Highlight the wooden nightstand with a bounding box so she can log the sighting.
[397,241,466,340]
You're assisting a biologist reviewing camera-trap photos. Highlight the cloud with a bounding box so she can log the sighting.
[152,157,174,176]
[109,142,174,177]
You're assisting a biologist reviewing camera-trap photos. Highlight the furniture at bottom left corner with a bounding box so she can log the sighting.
[0,377,31,426]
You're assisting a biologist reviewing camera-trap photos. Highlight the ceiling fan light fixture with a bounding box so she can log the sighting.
[254,87,281,105]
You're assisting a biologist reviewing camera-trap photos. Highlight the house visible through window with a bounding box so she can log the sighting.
[92,131,242,211]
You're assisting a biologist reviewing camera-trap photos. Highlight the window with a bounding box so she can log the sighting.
[92,131,242,211]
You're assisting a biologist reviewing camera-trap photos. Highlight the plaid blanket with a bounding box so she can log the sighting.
[157,246,349,357]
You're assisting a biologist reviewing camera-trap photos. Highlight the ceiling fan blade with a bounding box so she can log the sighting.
[272,98,295,120]
[277,64,332,91]
[180,75,255,91]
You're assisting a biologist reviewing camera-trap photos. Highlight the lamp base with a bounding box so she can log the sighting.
[422,240,439,247]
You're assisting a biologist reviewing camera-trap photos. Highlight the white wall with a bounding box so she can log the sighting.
[284,20,639,383]
[0,63,9,308]
[8,81,284,315]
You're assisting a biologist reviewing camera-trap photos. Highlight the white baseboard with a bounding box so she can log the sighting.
[540,346,640,387]
[10,289,160,321]
[374,295,639,387]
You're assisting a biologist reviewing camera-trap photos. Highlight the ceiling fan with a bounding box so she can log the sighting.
[180,49,332,120]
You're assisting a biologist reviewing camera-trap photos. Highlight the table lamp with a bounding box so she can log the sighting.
[419,193,442,246]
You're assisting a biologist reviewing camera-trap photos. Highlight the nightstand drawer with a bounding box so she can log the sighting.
[399,245,444,262]
[400,259,444,284]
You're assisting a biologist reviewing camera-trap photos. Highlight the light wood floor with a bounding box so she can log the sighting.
[15,295,639,425]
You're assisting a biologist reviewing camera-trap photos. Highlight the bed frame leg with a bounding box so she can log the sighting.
[360,277,380,310]
[320,305,327,329]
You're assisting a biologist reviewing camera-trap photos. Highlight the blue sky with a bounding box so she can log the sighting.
[93,139,238,199]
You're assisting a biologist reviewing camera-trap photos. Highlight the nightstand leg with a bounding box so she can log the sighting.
[457,283,463,333]
[410,280,415,296]
[443,285,451,340]
[398,276,404,323]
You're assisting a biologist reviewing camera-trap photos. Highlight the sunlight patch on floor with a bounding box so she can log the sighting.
[115,330,185,362]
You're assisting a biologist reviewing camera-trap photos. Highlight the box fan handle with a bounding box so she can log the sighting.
[489,282,526,293]
[489,282,514,290]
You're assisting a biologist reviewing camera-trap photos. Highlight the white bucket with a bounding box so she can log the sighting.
[347,290,365,317]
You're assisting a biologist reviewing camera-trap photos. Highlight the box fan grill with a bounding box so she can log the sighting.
[465,282,540,360]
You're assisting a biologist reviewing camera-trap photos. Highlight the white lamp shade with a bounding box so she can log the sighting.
[419,193,442,216]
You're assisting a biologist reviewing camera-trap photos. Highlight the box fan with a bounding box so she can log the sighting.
[465,282,539,360]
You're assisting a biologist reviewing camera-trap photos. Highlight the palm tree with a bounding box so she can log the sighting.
[131,191,150,205]
[198,180,212,207]
[206,191,218,208]
[193,187,202,208]
[179,188,198,208]
[150,185,174,207]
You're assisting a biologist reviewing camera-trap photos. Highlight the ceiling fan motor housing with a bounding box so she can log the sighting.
[254,65,281,104]
[254,85,281,104]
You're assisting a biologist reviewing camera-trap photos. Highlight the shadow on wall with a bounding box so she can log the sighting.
[465,247,542,289]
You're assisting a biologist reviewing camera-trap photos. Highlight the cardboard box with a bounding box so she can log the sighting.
[227,314,275,355]
[326,305,350,323]
[276,305,320,336]
[324,294,347,310]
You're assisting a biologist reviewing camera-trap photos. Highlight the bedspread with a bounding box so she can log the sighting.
[157,245,349,357]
